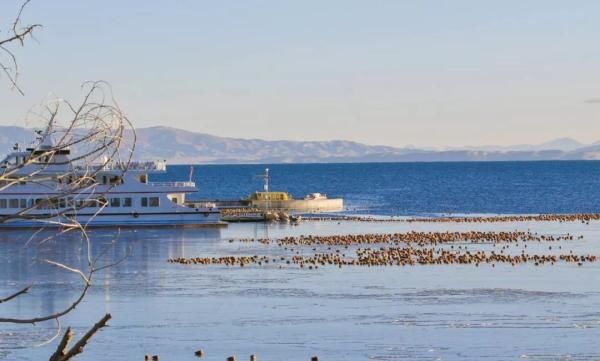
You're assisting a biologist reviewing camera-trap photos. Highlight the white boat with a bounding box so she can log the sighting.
[0,125,223,228]
[303,193,328,200]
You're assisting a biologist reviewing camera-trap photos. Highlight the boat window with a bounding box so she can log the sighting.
[139,174,147,184]
[3,157,15,166]
[9,199,19,208]
[59,198,66,208]
[122,197,132,207]
[76,198,95,208]
[149,197,159,207]
[35,198,57,209]
[19,199,27,208]
[0,199,6,208]
[34,199,42,208]
[141,197,148,207]
[110,198,121,207]
[109,176,123,185]
[76,176,96,187]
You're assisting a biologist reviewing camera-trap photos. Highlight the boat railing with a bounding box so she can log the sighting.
[186,201,217,209]
[74,160,167,172]
[110,160,167,171]
[147,181,196,187]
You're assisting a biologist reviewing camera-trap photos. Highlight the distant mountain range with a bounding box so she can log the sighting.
[2,125,600,164]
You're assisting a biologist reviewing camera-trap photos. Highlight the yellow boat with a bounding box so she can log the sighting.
[245,169,343,212]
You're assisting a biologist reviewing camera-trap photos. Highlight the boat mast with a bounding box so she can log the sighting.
[254,168,271,214]
[263,168,269,192]
[40,118,55,148]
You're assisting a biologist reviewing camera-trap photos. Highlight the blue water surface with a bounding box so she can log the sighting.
[153,161,600,216]
[3,161,600,360]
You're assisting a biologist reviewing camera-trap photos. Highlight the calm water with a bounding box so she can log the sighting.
[2,161,600,360]
[156,161,600,215]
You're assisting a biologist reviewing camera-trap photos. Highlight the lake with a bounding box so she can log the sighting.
[2,161,600,360]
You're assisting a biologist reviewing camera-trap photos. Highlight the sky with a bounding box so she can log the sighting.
[1,0,600,148]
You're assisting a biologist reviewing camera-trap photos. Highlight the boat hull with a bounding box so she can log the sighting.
[248,198,344,212]
[0,211,225,228]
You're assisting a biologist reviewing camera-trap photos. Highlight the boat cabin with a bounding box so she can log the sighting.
[248,191,291,201]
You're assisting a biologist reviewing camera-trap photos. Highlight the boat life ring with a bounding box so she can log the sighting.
[132,212,139,218]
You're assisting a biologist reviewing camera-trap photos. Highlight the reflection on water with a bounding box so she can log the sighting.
[1,221,600,360]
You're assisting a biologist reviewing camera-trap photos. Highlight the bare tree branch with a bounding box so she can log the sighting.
[0,0,41,94]
[40,259,90,285]
[0,285,31,303]
[34,318,62,348]
[48,314,111,361]
[49,324,72,361]
[0,84,135,326]
[0,4,134,358]
[0,278,91,324]
[93,246,132,273]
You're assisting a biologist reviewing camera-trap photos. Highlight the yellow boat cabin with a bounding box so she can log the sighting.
[248,191,291,201]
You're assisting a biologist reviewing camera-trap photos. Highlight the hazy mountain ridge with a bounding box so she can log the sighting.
[2,125,600,163]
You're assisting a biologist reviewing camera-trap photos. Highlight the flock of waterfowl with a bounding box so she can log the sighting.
[168,230,597,269]
[145,352,306,361]
[303,213,600,224]
[268,231,578,246]
[223,208,600,224]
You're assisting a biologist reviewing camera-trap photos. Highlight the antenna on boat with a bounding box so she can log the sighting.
[38,118,56,149]
[260,168,269,192]
[254,168,269,192]
[254,168,271,216]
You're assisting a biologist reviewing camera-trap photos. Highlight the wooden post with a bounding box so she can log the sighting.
[152,356,159,361]
[311,357,319,361]
[195,349,205,358]
[144,355,150,361]
[250,355,257,361]
[227,357,236,361]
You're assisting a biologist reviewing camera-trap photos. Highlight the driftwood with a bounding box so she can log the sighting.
[49,313,112,361]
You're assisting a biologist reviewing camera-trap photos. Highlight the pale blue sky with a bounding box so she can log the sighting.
[1,0,600,147]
